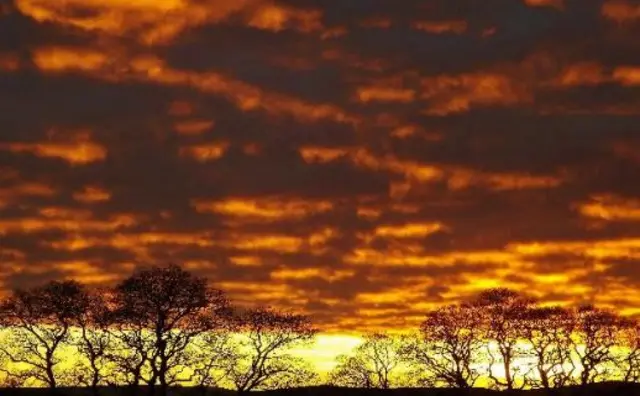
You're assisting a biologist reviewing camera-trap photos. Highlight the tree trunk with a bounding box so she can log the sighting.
[503,355,513,390]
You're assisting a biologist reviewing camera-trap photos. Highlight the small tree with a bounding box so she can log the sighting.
[187,319,237,395]
[573,305,623,385]
[472,288,533,390]
[330,333,402,389]
[618,321,640,383]
[72,289,114,396]
[225,308,318,392]
[402,304,484,388]
[520,306,576,389]
[0,281,87,391]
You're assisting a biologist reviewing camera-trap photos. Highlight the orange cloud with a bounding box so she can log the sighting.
[73,186,111,204]
[174,119,215,136]
[299,147,349,164]
[356,86,416,103]
[299,146,563,193]
[229,256,263,267]
[523,0,564,9]
[32,46,109,73]
[374,222,446,238]
[0,140,107,165]
[247,4,323,33]
[270,268,355,281]
[180,141,230,162]
[30,47,356,125]
[0,181,56,209]
[16,0,259,45]
[412,20,468,34]
[576,194,640,221]
[447,169,564,191]
[193,197,334,221]
[0,211,136,235]
[221,234,304,253]
[555,62,608,86]
[602,0,640,23]
[421,73,531,115]
[613,67,640,86]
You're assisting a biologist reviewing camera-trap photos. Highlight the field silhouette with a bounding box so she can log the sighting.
[3,383,640,396]
[2,265,640,396]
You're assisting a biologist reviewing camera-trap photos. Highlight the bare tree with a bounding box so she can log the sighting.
[71,289,114,396]
[520,306,576,389]
[187,321,238,395]
[573,305,623,385]
[0,281,87,391]
[329,333,401,389]
[402,304,484,388]
[617,321,640,383]
[225,307,318,392]
[105,322,153,394]
[472,288,533,390]
[112,264,229,396]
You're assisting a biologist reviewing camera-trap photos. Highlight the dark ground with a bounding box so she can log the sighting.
[2,384,640,396]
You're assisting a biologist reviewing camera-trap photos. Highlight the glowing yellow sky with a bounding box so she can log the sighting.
[1,0,640,334]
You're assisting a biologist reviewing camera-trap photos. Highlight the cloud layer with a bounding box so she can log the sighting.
[1,0,640,331]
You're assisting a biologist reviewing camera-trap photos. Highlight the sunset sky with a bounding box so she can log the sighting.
[1,0,640,335]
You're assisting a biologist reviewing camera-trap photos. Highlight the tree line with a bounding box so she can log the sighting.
[0,265,638,395]
[330,289,640,391]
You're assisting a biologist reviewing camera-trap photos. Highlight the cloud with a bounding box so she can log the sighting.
[193,197,334,221]
[576,194,640,222]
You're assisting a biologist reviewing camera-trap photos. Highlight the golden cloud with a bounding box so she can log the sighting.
[356,86,416,103]
[220,234,304,253]
[32,46,109,73]
[0,181,56,208]
[602,0,640,23]
[523,0,564,9]
[299,146,563,192]
[421,73,531,115]
[73,186,111,204]
[0,212,136,235]
[180,142,230,162]
[374,222,446,239]
[270,268,355,281]
[247,4,324,33]
[174,119,215,136]
[17,0,258,45]
[0,129,107,165]
[193,197,334,221]
[613,67,640,86]
[555,62,608,86]
[576,194,640,221]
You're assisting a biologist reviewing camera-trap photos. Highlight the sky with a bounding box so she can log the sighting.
[0,0,640,334]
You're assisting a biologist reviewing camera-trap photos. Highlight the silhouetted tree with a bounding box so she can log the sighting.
[472,288,533,390]
[330,333,402,389]
[0,281,87,392]
[573,305,623,385]
[618,321,640,383]
[402,304,484,388]
[187,321,237,395]
[225,307,318,392]
[71,289,113,396]
[520,306,576,389]
[105,321,153,393]
[112,264,229,396]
